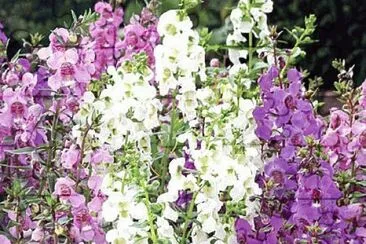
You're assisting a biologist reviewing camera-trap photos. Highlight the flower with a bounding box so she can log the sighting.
[60,145,80,169]
[54,177,85,207]
[0,235,11,244]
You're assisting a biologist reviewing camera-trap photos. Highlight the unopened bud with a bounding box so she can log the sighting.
[210,58,220,68]
[279,56,286,69]
[69,34,78,44]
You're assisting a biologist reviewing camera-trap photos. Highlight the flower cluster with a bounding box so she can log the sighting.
[0,57,46,189]
[227,0,273,75]
[118,8,159,69]
[321,63,366,242]
[235,64,366,243]
[89,2,124,77]
[153,8,263,243]
[0,2,161,243]
[74,54,160,243]
[155,10,206,122]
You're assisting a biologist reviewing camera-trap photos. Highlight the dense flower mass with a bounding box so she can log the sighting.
[237,66,343,242]
[0,1,365,243]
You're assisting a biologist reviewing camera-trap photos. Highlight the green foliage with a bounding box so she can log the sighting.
[271,0,366,86]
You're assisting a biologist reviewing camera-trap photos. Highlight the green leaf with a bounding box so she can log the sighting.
[355,181,366,187]
[71,10,78,22]
[5,147,36,155]
[351,192,366,199]
[253,61,268,71]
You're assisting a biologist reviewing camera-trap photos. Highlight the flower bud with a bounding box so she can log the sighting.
[210,58,220,68]
[68,34,78,44]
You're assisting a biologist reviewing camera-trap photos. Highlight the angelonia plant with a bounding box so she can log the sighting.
[0,0,365,243]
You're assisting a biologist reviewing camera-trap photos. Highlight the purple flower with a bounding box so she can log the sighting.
[258,66,278,92]
[248,66,346,242]
[176,190,193,208]
[8,208,36,238]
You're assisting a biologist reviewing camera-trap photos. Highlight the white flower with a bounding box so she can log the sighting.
[157,10,193,37]
[106,229,119,243]
[102,192,122,222]
[202,216,217,233]
[162,204,179,222]
[231,8,253,33]
[155,9,205,122]
[157,217,175,240]
[192,226,209,243]
[130,202,148,221]
[261,0,274,13]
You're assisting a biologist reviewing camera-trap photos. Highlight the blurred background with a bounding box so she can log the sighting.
[0,0,365,90]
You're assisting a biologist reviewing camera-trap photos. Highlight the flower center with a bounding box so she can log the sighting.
[284,95,296,110]
[291,133,302,146]
[10,102,25,116]
[60,62,75,78]
[331,114,342,129]
[271,170,284,184]
[359,130,366,148]
[60,184,71,197]
[312,189,321,202]
[75,209,89,223]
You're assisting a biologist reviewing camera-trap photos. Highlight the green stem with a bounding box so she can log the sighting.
[38,109,59,196]
[76,123,91,187]
[248,30,253,72]
[181,191,199,243]
[16,196,22,242]
[159,93,177,193]
[236,82,241,116]
[279,32,306,80]
[143,183,158,243]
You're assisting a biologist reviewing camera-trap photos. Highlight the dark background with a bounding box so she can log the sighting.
[0,0,365,88]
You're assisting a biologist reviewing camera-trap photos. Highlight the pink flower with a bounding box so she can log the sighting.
[87,176,106,212]
[91,148,113,164]
[0,88,28,127]
[31,227,45,242]
[49,28,70,52]
[47,49,79,90]
[0,235,10,244]
[54,177,85,207]
[72,206,95,242]
[61,145,80,169]
[8,208,36,238]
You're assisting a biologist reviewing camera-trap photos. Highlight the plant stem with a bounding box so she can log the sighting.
[38,109,59,196]
[159,93,177,193]
[76,123,91,187]
[248,28,253,72]
[143,182,158,243]
[181,191,198,243]
[279,32,306,81]
[273,40,283,88]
